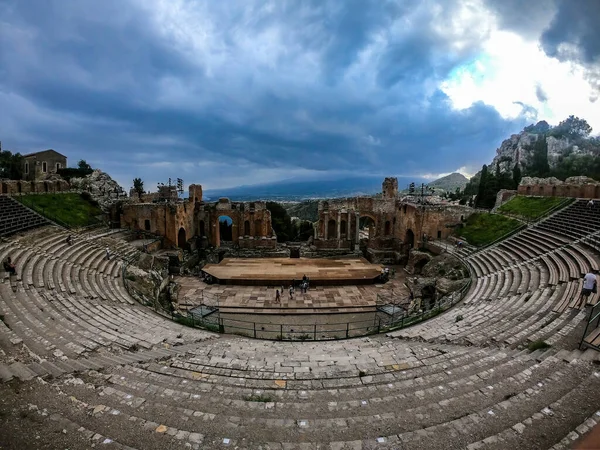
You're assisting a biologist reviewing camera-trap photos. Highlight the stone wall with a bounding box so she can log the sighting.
[0,179,70,195]
[517,176,600,198]
[121,189,275,250]
[313,177,473,262]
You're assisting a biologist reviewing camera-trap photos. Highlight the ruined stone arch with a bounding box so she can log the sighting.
[218,216,233,241]
[359,214,377,239]
[327,219,336,239]
[177,227,187,249]
[405,229,415,249]
[254,219,262,237]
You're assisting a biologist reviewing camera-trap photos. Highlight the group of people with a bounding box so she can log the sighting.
[274,275,311,303]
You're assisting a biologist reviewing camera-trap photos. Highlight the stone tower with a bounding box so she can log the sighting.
[382,177,398,199]
[189,184,203,204]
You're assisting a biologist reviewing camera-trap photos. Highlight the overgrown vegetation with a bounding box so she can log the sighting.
[16,193,103,228]
[266,201,313,242]
[498,196,566,221]
[244,393,273,403]
[56,159,94,181]
[458,116,600,209]
[0,150,24,180]
[458,213,521,247]
[528,340,551,352]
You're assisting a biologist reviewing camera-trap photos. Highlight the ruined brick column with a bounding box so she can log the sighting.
[337,212,341,245]
[355,212,360,250]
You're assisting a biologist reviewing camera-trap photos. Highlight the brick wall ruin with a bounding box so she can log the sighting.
[120,185,276,249]
[0,179,70,195]
[313,178,472,263]
[517,176,600,198]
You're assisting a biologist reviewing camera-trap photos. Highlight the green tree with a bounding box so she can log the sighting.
[0,150,24,180]
[551,115,592,139]
[132,178,144,199]
[475,165,488,208]
[528,137,550,177]
[266,201,294,242]
[512,163,522,188]
[77,159,92,171]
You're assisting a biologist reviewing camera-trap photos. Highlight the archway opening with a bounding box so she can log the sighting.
[218,216,233,241]
[340,220,347,236]
[359,216,376,239]
[405,229,415,249]
[327,219,336,239]
[384,220,391,236]
[254,219,262,237]
[244,220,250,236]
[177,227,187,249]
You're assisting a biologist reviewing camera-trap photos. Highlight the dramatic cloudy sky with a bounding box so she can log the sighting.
[1,0,599,191]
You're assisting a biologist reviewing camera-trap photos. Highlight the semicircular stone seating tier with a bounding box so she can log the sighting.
[0,200,600,449]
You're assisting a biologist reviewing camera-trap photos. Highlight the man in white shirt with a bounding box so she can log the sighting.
[580,270,598,307]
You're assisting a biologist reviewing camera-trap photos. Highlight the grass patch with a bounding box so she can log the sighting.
[458,213,521,247]
[17,193,103,228]
[528,340,551,352]
[498,196,566,221]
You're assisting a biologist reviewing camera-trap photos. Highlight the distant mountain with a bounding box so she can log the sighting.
[203,175,427,202]
[427,173,469,193]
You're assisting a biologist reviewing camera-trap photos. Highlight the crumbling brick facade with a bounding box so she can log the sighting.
[314,178,471,262]
[0,179,70,195]
[120,185,276,249]
[517,176,600,198]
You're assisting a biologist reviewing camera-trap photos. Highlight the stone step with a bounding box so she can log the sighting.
[9,361,37,381]
[0,362,14,382]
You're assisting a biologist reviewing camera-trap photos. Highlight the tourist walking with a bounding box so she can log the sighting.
[579,270,598,307]
[2,256,17,276]
[105,247,111,260]
[289,285,294,300]
[275,289,281,303]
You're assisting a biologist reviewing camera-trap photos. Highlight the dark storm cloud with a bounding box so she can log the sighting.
[0,0,531,188]
[541,0,600,66]
[540,0,600,96]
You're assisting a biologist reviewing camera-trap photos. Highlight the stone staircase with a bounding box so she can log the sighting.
[0,195,49,237]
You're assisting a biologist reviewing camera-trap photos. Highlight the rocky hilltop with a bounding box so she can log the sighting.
[69,169,127,211]
[427,172,468,192]
[488,119,599,175]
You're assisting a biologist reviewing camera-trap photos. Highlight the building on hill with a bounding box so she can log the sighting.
[22,149,67,181]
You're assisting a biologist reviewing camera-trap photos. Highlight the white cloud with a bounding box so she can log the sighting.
[441,29,600,131]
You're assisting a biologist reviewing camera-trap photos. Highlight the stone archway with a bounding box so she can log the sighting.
[244,220,250,236]
[384,220,391,236]
[218,216,233,242]
[327,219,336,239]
[359,215,376,239]
[177,227,187,249]
[405,229,415,249]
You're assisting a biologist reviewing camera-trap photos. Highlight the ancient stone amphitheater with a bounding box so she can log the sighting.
[2,196,600,449]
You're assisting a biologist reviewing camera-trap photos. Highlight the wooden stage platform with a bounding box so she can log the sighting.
[202,257,383,286]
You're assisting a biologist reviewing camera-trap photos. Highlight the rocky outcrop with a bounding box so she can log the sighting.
[489,130,573,174]
[69,169,127,211]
